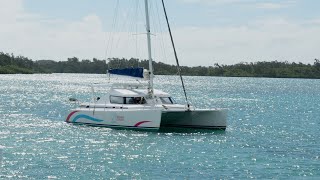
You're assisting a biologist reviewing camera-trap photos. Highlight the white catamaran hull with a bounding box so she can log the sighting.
[66,109,162,130]
[66,108,226,130]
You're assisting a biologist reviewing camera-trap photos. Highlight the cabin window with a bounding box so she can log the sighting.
[110,96,146,104]
[126,97,146,104]
[125,97,135,104]
[110,96,124,104]
[160,97,174,104]
[136,97,146,104]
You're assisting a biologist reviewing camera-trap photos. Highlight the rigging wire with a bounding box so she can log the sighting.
[150,0,168,69]
[124,0,137,60]
[135,1,140,66]
[149,1,168,72]
[114,0,134,68]
[161,0,190,110]
[149,0,157,72]
[104,0,120,70]
[113,0,142,69]
[137,0,146,63]
[154,0,168,65]
[125,0,143,68]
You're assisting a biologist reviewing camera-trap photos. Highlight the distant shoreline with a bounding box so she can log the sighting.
[1,52,320,79]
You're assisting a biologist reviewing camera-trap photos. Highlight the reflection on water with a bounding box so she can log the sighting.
[0,74,319,179]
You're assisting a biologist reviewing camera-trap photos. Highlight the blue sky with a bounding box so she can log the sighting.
[1,0,320,66]
[23,0,320,28]
[22,0,319,24]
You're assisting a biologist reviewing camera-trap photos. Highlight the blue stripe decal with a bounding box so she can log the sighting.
[69,122,159,130]
[72,114,104,123]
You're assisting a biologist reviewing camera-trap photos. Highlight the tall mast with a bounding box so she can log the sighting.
[144,0,154,98]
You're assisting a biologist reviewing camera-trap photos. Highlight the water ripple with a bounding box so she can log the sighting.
[0,74,319,179]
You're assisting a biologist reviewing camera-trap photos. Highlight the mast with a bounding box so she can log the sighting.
[144,0,154,98]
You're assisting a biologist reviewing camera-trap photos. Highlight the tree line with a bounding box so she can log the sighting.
[1,52,320,78]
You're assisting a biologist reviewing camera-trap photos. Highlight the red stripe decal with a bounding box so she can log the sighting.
[66,111,79,122]
[134,121,151,127]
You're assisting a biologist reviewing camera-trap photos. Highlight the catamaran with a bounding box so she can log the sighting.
[66,0,227,130]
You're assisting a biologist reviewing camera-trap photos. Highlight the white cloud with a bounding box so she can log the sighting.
[0,0,106,61]
[306,18,320,25]
[0,0,23,25]
[171,18,320,65]
[256,3,286,9]
[178,0,254,5]
[0,0,319,67]
[0,0,23,16]
[255,1,296,10]
[179,0,297,10]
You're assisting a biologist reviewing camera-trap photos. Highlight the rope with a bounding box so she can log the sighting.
[105,0,120,70]
[161,0,190,110]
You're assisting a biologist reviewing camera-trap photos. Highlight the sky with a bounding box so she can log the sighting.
[0,0,320,66]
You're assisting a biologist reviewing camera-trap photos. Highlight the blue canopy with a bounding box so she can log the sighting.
[108,67,144,78]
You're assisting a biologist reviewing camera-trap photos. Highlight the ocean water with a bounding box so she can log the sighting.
[0,73,319,179]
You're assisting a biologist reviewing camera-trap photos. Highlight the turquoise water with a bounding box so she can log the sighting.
[0,74,319,179]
